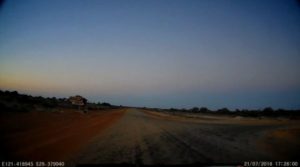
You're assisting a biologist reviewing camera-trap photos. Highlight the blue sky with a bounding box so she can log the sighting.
[0,0,300,110]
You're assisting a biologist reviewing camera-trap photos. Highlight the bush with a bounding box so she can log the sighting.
[190,107,199,113]
[101,102,111,107]
[217,108,230,113]
[200,107,209,112]
[262,107,274,116]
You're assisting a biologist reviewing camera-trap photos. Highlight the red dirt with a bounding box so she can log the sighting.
[0,109,126,161]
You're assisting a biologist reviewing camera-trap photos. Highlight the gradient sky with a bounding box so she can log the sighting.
[1,0,300,110]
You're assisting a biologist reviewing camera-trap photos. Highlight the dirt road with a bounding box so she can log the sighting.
[71,108,300,166]
[1,108,299,166]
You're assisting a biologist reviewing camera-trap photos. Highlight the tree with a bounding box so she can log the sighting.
[262,107,274,116]
[217,108,230,114]
[200,107,209,112]
[102,102,111,107]
[191,107,199,113]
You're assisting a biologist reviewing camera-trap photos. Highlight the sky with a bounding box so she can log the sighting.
[0,0,300,110]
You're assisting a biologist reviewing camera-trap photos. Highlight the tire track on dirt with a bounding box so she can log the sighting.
[74,108,214,165]
[72,108,300,166]
[159,127,214,163]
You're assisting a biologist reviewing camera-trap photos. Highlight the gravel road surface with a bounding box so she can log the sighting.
[71,108,299,166]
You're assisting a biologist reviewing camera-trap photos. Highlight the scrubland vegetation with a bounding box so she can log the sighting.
[0,90,118,112]
[1,89,299,119]
[142,106,300,119]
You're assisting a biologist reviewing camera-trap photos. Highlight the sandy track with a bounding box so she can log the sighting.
[73,108,300,166]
